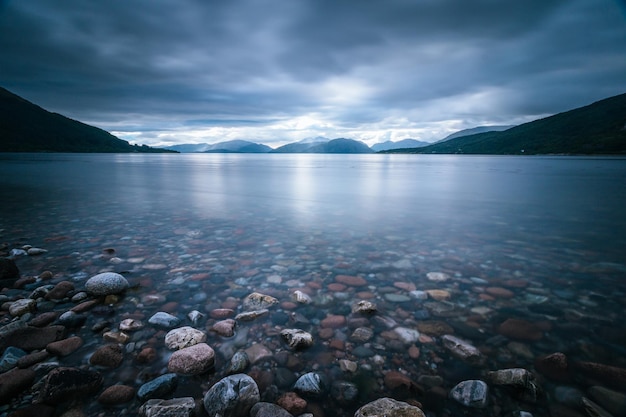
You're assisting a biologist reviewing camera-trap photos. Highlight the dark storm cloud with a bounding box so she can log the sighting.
[0,0,625,145]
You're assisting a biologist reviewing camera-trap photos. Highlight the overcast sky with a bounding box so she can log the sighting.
[1,1,625,147]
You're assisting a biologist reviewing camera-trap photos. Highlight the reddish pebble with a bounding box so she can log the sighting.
[356,291,375,299]
[280,301,298,310]
[394,282,416,291]
[328,283,347,292]
[329,339,345,350]
[321,315,347,328]
[485,287,515,298]
[479,293,495,301]
[318,328,334,339]
[335,275,367,286]
[408,345,420,359]
[210,309,235,319]
[161,302,178,312]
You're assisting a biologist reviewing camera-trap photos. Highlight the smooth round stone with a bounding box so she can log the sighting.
[449,380,489,408]
[320,315,346,329]
[393,327,420,344]
[97,384,135,405]
[9,298,36,317]
[335,275,367,286]
[165,326,207,350]
[355,397,425,417]
[137,373,178,401]
[148,312,181,328]
[427,272,450,282]
[294,372,326,396]
[486,287,515,298]
[384,293,411,303]
[85,272,129,296]
[425,289,451,301]
[167,342,215,375]
[204,374,260,417]
[409,290,428,300]
[291,290,312,304]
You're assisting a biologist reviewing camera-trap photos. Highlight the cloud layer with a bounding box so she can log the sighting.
[1,0,625,146]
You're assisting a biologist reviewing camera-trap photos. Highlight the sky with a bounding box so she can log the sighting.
[1,1,625,148]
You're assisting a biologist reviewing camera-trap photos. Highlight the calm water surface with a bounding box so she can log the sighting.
[1,153,625,416]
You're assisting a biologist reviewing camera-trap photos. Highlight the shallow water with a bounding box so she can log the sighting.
[1,153,625,416]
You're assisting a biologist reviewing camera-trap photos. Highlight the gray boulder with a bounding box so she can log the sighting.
[85,272,129,296]
[449,379,489,408]
[203,373,260,417]
[354,397,425,417]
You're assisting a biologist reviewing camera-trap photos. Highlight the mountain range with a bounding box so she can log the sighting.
[0,87,172,153]
[2,85,624,155]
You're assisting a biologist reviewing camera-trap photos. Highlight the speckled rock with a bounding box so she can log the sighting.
[277,392,307,415]
[449,380,489,408]
[203,373,260,417]
[242,292,278,311]
[167,342,215,375]
[84,272,129,296]
[354,397,425,417]
[165,326,207,350]
[281,329,314,350]
[9,298,36,317]
[137,373,178,402]
[139,397,196,417]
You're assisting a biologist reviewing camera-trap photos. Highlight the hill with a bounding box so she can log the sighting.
[437,125,514,142]
[272,138,373,153]
[384,93,626,155]
[164,140,272,153]
[0,87,173,153]
[371,139,429,152]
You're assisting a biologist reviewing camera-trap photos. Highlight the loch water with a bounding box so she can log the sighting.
[1,153,625,416]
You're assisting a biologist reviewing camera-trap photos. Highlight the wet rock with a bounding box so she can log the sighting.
[203,373,260,417]
[137,373,178,402]
[188,309,205,324]
[235,309,269,321]
[212,319,236,337]
[167,342,215,375]
[554,386,583,407]
[245,343,273,364]
[85,272,129,296]
[425,289,451,301]
[320,314,346,329]
[0,258,20,288]
[56,311,86,328]
[449,379,489,408]
[416,320,454,336]
[210,308,235,319]
[442,334,483,364]
[229,351,249,373]
[148,312,181,328]
[351,300,377,315]
[0,324,65,352]
[0,346,27,371]
[139,397,196,417]
[46,335,83,357]
[573,361,626,390]
[535,352,570,382]
[291,290,312,304]
[0,367,36,404]
[97,384,135,405]
[242,292,278,311]
[335,274,367,286]
[28,311,59,327]
[582,397,615,417]
[487,368,539,402]
[331,380,359,404]
[37,367,103,405]
[250,402,294,417]
[27,247,47,256]
[89,344,124,368]
[588,386,626,417]
[277,392,307,415]
[498,318,543,341]
[351,327,374,342]
[384,371,421,394]
[354,397,425,417]
[45,281,75,300]
[9,298,36,317]
[485,287,515,298]
[103,330,130,344]
[339,359,358,373]
[16,350,50,368]
[165,326,207,350]
[119,318,144,332]
[281,329,314,350]
[394,327,420,344]
[293,372,326,396]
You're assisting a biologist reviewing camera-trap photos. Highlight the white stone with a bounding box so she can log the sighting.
[85,272,129,296]
[9,298,36,317]
[394,327,420,344]
[165,326,207,350]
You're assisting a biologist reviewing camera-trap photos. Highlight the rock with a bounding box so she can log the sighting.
[352,300,377,315]
[573,361,626,390]
[554,386,583,407]
[27,247,47,256]
[351,327,374,342]
[384,371,421,393]
[119,318,144,331]
[203,373,260,417]
[331,380,359,403]
[242,292,278,311]
[0,367,36,404]
[354,397,425,417]
[45,281,75,300]
[9,298,36,317]
[137,373,178,402]
[165,326,207,350]
[0,257,20,288]
[28,311,59,327]
[339,359,357,373]
[139,397,196,417]
[245,343,273,364]
[97,384,135,405]
[486,287,515,298]
[0,325,65,352]
[277,392,307,415]
[56,311,86,328]
[394,327,420,344]
[449,380,489,408]
[416,320,454,336]
[291,290,312,304]
[535,352,570,382]
[188,309,205,324]
[85,272,129,296]
[293,372,326,396]
[498,318,543,341]
[212,319,236,337]
[16,350,50,368]
[427,272,450,282]
[37,367,102,405]
[148,312,181,328]
[487,368,539,402]
[89,344,124,368]
[167,342,215,375]
[46,336,83,357]
[425,289,451,301]
[281,329,314,350]
[229,351,249,374]
[442,334,483,364]
[235,309,269,321]
[210,308,235,319]
[385,293,411,303]
[588,386,626,417]
[582,397,615,417]
[335,275,367,286]
[250,402,294,417]
[103,331,130,344]
[0,346,27,372]
[320,314,346,328]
